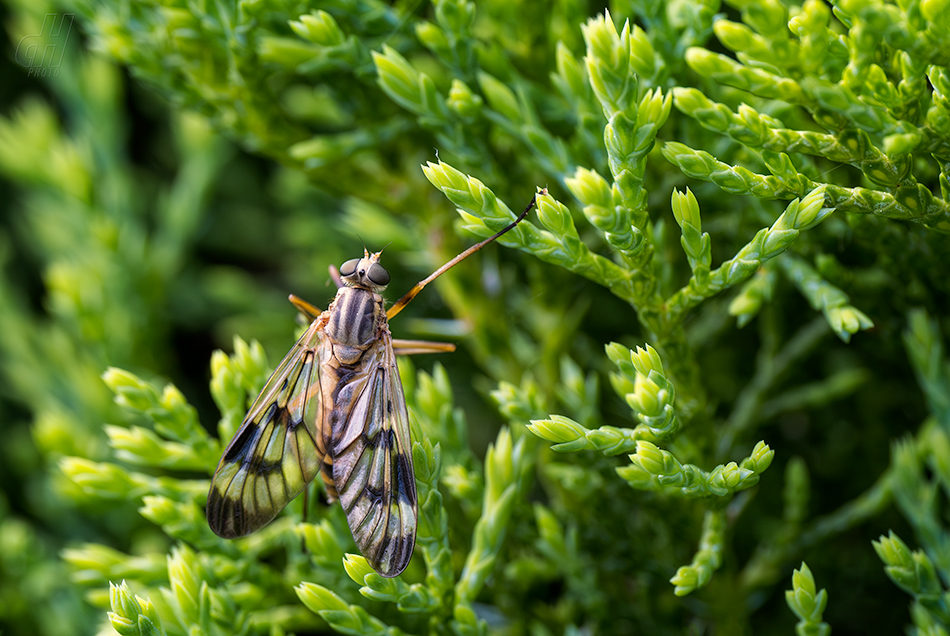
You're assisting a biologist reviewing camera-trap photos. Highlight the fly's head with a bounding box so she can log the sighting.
[339,249,391,292]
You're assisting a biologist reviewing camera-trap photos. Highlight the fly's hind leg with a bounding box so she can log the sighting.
[392,339,456,356]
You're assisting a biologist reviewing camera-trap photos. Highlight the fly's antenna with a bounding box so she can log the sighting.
[386,189,544,320]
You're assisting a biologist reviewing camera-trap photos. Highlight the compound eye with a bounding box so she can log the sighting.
[367,263,390,286]
[340,258,360,277]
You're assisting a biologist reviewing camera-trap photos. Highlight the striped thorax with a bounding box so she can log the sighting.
[325,250,390,364]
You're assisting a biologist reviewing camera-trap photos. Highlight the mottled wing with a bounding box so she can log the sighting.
[330,333,418,577]
[207,319,329,537]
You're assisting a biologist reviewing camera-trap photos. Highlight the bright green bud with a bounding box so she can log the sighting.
[166,546,201,617]
[628,375,663,416]
[631,344,664,376]
[411,436,441,485]
[108,612,137,635]
[209,349,241,408]
[791,563,818,598]
[884,132,920,155]
[633,440,677,476]
[729,266,774,327]
[922,0,950,29]
[873,531,914,570]
[435,0,475,34]
[583,12,635,115]
[748,441,774,471]
[442,464,480,502]
[422,159,472,198]
[298,521,343,563]
[616,462,653,488]
[826,306,874,342]
[535,192,575,235]
[736,104,772,144]
[555,41,588,98]
[478,72,522,123]
[605,342,634,373]
[296,582,349,613]
[138,496,176,525]
[792,186,831,230]
[788,0,828,32]
[629,24,658,78]
[785,562,829,630]
[713,20,757,53]
[110,581,143,624]
[685,48,802,101]
[671,188,701,231]
[290,11,345,47]
[343,554,376,585]
[585,427,637,456]
[209,349,229,378]
[415,20,450,52]
[639,87,672,127]
[373,46,427,114]
[565,166,612,207]
[102,368,155,412]
[109,581,163,636]
[534,504,567,556]
[485,428,516,501]
[718,462,749,489]
[446,79,482,118]
[673,87,731,134]
[670,566,699,591]
[60,457,135,498]
[584,12,627,76]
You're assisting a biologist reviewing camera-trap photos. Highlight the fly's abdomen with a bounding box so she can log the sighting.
[326,287,379,364]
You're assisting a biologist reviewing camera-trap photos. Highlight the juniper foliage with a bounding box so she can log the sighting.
[1,0,950,634]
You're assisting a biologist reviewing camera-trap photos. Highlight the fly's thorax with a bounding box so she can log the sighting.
[326,286,384,364]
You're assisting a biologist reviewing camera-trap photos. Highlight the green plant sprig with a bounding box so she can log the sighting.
[617,439,774,497]
[528,414,645,456]
[672,87,911,186]
[296,582,403,636]
[669,509,725,596]
[776,255,874,343]
[410,430,454,606]
[528,342,682,454]
[453,429,532,633]
[874,531,950,627]
[421,160,640,304]
[580,12,671,309]
[785,563,831,636]
[666,187,833,323]
[108,580,167,636]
